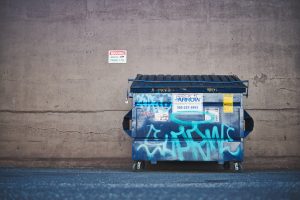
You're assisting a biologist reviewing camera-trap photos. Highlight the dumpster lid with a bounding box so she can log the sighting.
[129,74,248,94]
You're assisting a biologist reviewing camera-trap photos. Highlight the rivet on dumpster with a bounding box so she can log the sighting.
[123,74,254,172]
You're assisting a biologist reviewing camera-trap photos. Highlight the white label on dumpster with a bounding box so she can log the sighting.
[205,107,220,122]
[154,112,169,121]
[172,93,203,113]
[108,50,127,63]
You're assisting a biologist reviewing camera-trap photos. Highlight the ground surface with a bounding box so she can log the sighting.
[0,168,299,200]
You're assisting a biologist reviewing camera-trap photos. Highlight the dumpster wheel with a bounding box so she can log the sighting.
[233,162,242,172]
[132,161,145,172]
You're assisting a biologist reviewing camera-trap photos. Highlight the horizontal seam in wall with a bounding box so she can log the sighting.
[0,156,299,162]
[245,108,300,111]
[0,110,129,114]
[0,108,299,113]
[0,157,132,161]
[245,156,300,159]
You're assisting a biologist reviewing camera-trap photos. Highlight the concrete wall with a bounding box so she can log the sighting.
[0,0,299,169]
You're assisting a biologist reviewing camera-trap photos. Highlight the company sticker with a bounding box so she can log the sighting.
[172,93,203,113]
[154,112,169,121]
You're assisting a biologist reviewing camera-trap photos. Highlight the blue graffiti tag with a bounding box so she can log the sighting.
[136,111,240,161]
[134,93,172,113]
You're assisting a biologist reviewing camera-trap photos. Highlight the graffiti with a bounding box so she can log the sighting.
[136,111,240,161]
[134,93,172,113]
[133,93,241,162]
[137,124,175,158]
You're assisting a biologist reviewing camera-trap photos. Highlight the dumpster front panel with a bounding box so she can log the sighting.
[131,93,244,162]
[132,140,243,162]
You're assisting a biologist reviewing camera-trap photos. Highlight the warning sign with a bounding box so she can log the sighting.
[223,94,233,113]
[108,50,127,63]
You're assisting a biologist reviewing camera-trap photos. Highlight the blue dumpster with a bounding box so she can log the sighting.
[123,74,254,171]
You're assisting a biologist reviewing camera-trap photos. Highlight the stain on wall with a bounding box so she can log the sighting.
[253,73,268,87]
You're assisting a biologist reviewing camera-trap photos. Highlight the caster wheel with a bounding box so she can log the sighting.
[233,162,242,172]
[223,162,230,170]
[132,162,137,171]
[132,161,145,172]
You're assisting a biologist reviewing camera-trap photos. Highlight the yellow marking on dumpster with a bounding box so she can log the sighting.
[223,94,233,113]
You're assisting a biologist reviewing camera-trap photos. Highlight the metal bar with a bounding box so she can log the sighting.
[128,79,249,84]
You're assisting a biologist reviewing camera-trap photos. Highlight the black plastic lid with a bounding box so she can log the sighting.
[129,74,248,94]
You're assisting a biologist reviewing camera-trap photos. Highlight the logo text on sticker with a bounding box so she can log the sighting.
[175,97,202,102]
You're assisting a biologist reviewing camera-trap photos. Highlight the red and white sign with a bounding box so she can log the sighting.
[108,50,127,63]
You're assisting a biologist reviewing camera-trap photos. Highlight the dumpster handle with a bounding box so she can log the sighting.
[244,110,254,137]
[123,110,132,137]
[244,80,249,97]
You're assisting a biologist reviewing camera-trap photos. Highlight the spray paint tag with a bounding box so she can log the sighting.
[205,107,220,122]
[223,94,233,113]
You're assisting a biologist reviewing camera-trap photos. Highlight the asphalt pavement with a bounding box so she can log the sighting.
[0,168,299,200]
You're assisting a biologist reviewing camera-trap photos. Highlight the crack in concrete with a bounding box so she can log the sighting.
[277,88,298,93]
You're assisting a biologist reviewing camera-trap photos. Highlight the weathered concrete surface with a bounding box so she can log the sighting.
[0,0,299,168]
[1,168,300,200]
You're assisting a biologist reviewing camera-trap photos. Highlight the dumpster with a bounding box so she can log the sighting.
[123,74,254,171]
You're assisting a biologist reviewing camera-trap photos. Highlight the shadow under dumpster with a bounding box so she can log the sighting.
[143,161,234,172]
